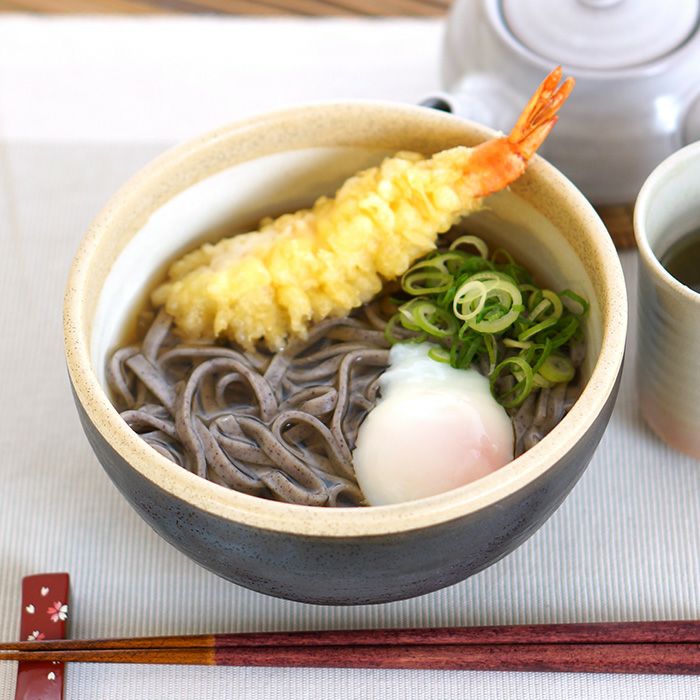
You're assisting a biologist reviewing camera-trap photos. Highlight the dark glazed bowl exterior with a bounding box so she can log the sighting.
[73,375,620,604]
[64,102,627,605]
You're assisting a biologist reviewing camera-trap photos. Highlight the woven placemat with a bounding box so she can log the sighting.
[596,204,636,250]
[1,139,698,700]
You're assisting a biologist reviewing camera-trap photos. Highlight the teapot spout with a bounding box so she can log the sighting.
[419,94,454,113]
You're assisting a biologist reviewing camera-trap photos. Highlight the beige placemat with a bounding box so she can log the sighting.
[0,139,698,700]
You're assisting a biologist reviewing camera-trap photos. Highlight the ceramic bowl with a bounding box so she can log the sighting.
[64,102,627,605]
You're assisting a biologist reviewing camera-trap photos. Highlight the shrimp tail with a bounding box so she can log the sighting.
[464,67,575,198]
[508,66,575,159]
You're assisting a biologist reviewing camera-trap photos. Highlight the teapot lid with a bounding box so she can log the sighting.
[501,0,699,70]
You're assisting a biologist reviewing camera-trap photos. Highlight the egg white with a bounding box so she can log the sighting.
[352,343,514,506]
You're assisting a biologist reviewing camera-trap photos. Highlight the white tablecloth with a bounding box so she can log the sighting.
[0,15,698,700]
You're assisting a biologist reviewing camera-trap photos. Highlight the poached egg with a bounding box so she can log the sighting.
[353,343,514,506]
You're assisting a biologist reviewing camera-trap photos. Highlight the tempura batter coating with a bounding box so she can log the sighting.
[152,68,574,350]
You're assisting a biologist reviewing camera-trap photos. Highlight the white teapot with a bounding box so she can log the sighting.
[431,0,700,208]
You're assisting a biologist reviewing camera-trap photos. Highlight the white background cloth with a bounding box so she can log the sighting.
[0,15,698,700]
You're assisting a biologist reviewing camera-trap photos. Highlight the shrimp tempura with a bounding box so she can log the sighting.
[152,68,574,351]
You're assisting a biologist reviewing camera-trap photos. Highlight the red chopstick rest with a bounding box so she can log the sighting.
[15,573,70,700]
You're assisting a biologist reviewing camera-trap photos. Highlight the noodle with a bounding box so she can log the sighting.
[109,307,392,507]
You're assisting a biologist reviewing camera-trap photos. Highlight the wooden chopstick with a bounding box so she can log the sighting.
[1,643,698,675]
[1,622,698,675]
[3,620,699,652]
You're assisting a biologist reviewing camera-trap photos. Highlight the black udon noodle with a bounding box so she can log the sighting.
[108,283,585,508]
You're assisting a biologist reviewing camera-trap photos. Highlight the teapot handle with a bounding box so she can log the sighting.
[683,93,700,146]
[421,74,521,134]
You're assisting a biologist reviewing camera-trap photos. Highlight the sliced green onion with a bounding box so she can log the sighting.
[398,304,421,331]
[431,251,473,275]
[519,283,539,298]
[422,252,467,272]
[384,313,404,345]
[453,280,488,321]
[490,356,534,408]
[456,336,483,368]
[387,235,587,409]
[402,269,452,295]
[483,333,497,374]
[414,304,457,338]
[560,289,590,316]
[428,346,451,363]
[402,257,449,273]
[528,290,563,322]
[453,276,523,334]
[397,299,457,339]
[467,280,522,334]
[527,288,543,312]
[485,278,522,309]
[458,321,476,340]
[468,307,520,334]
[520,339,553,377]
[529,298,550,321]
[518,316,558,341]
[533,373,552,388]
[449,234,489,258]
[531,338,554,374]
[449,340,459,367]
[490,247,515,266]
[503,338,532,349]
[468,270,517,284]
[384,313,425,345]
[543,290,564,317]
[539,353,575,383]
[549,315,580,348]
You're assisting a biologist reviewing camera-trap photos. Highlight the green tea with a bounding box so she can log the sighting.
[660,228,700,294]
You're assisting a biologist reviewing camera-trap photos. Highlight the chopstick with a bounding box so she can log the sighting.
[4,620,700,650]
[2,643,699,674]
[0,622,698,675]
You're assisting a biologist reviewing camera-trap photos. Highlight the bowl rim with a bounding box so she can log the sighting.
[64,99,627,538]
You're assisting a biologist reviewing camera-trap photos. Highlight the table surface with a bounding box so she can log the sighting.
[1,0,449,15]
[0,14,698,700]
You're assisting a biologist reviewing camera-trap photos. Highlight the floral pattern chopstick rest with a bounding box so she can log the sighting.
[15,573,70,700]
